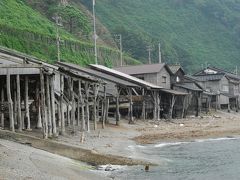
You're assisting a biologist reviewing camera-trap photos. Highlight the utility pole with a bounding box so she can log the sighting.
[158,43,162,63]
[114,34,123,66]
[93,0,98,64]
[53,15,63,62]
[146,45,153,64]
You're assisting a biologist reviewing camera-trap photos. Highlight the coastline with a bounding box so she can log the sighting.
[1,110,240,178]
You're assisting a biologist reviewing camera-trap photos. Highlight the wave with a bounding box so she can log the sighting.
[195,137,238,143]
[154,142,190,148]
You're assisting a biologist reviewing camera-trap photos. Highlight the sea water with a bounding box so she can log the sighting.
[107,137,240,180]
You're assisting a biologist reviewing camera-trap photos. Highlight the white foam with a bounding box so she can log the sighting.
[154,142,189,148]
[195,137,237,143]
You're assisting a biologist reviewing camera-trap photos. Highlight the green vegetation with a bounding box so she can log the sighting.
[81,0,240,73]
[0,0,138,67]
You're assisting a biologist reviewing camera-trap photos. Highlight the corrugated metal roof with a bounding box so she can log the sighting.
[90,64,163,89]
[56,62,139,88]
[114,63,166,75]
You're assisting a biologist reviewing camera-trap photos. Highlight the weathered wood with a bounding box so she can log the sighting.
[46,76,52,136]
[1,84,5,129]
[129,88,134,124]
[7,69,14,132]
[153,91,157,120]
[157,92,160,120]
[50,76,57,136]
[141,89,146,120]
[70,78,76,126]
[40,71,47,139]
[93,84,98,130]
[24,76,31,130]
[102,86,107,129]
[16,74,22,131]
[60,75,65,135]
[105,98,109,123]
[169,95,176,119]
[79,80,85,131]
[36,82,42,129]
[116,87,120,126]
[13,85,17,126]
[85,82,90,132]
[181,96,186,119]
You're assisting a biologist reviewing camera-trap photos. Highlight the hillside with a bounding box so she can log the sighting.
[80,0,240,73]
[0,0,139,66]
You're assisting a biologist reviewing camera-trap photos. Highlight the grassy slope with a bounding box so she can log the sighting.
[82,0,240,73]
[0,0,139,66]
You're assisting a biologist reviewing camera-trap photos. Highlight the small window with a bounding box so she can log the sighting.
[222,85,229,92]
[162,76,167,83]
[138,76,144,80]
[176,76,180,83]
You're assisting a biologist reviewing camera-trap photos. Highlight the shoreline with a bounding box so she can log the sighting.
[1,110,240,167]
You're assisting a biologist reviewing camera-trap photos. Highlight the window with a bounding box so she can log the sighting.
[176,76,180,83]
[222,85,229,92]
[162,76,167,83]
[137,76,144,80]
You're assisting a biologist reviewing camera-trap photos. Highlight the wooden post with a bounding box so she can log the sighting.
[60,75,65,135]
[16,74,22,131]
[116,87,120,126]
[24,76,31,130]
[181,96,186,119]
[40,71,47,139]
[169,95,176,119]
[156,91,160,120]
[79,80,85,131]
[70,78,76,126]
[93,84,98,130]
[141,89,146,120]
[7,70,14,132]
[153,91,157,120]
[129,88,134,124]
[102,85,107,129]
[85,82,90,132]
[50,76,57,136]
[1,84,5,129]
[36,82,42,129]
[46,76,52,136]
[105,98,109,124]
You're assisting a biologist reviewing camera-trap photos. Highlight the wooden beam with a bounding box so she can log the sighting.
[129,88,134,124]
[50,76,57,137]
[24,76,31,130]
[116,87,120,126]
[16,74,22,131]
[105,98,109,124]
[71,79,76,126]
[46,76,52,136]
[102,85,107,129]
[40,71,47,139]
[169,95,176,119]
[60,75,65,135]
[7,70,14,132]
[1,83,5,129]
[79,80,85,131]
[157,92,160,120]
[85,82,90,132]
[36,82,42,129]
[141,89,146,120]
[93,84,98,130]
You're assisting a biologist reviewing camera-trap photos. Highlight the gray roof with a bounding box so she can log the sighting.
[56,62,139,88]
[168,64,185,74]
[192,74,225,82]
[173,82,203,91]
[90,64,163,89]
[114,63,167,75]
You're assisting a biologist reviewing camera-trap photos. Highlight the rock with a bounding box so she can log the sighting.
[154,125,158,128]
[105,164,116,171]
[179,123,184,127]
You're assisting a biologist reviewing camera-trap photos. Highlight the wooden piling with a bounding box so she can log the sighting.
[16,74,22,131]
[85,82,90,132]
[129,88,134,124]
[46,76,52,136]
[1,84,5,129]
[24,76,31,130]
[40,71,47,139]
[7,69,14,132]
[60,75,65,135]
[50,76,57,136]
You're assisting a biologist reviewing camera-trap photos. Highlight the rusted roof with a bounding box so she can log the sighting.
[114,63,172,75]
[90,64,163,89]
